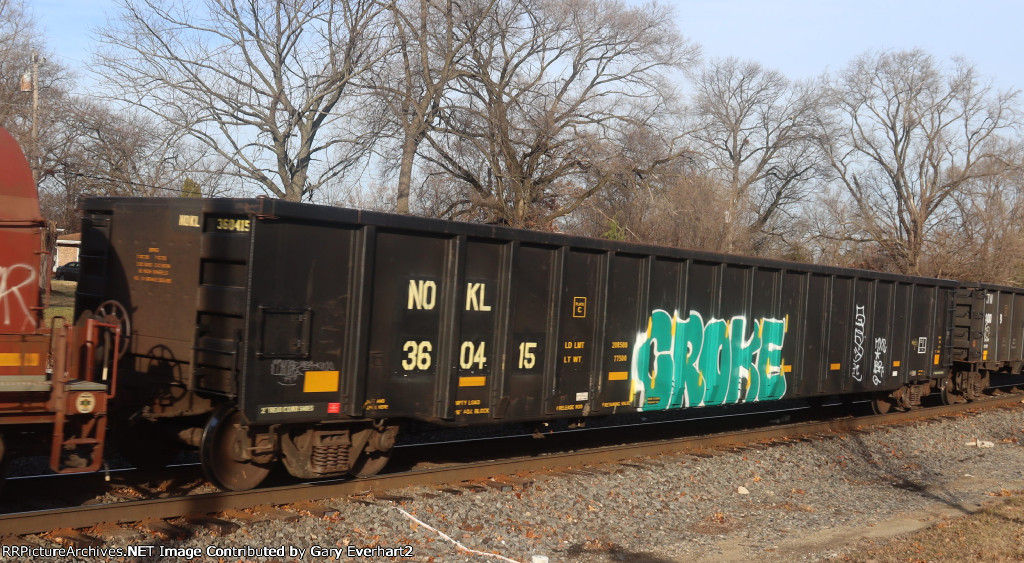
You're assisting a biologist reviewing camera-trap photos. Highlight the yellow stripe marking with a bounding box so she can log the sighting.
[892,360,901,367]
[608,371,629,381]
[830,363,841,370]
[782,364,793,373]
[0,353,40,367]
[459,376,486,387]
[934,354,941,365]
[303,370,339,393]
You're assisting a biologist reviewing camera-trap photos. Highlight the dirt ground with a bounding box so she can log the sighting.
[715,477,1024,562]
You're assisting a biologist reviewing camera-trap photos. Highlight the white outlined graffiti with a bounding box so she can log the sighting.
[851,305,866,381]
[871,337,887,385]
[0,262,36,330]
[631,310,788,412]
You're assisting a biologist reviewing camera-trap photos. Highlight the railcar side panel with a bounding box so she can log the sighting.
[242,218,357,424]
[78,202,208,395]
[995,291,1011,360]
[596,253,645,414]
[501,244,555,420]
[804,274,829,394]
[780,271,807,395]
[871,280,896,388]
[1013,293,1024,363]
[982,292,997,363]
[551,249,604,415]
[824,276,852,395]
[363,231,454,419]
[448,238,506,423]
[934,288,952,378]
[908,285,939,380]
[687,261,717,319]
[970,285,1024,371]
[890,283,911,384]
[632,258,680,411]
[851,278,875,392]
[0,230,42,337]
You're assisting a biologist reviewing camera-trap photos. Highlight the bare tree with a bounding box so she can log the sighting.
[928,150,1024,283]
[373,0,496,213]
[96,0,387,202]
[821,50,1019,275]
[563,119,716,246]
[38,97,186,231]
[0,0,40,126]
[0,1,77,179]
[0,1,187,229]
[420,0,696,228]
[688,58,824,254]
[573,169,735,251]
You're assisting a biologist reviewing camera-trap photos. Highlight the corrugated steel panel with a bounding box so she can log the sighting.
[80,196,969,426]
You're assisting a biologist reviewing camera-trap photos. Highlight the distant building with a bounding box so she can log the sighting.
[56,233,80,269]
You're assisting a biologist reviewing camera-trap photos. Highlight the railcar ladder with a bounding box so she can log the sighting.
[47,318,120,473]
[950,288,984,364]
[191,222,251,396]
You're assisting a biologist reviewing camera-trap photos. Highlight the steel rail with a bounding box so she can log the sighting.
[2,393,1021,537]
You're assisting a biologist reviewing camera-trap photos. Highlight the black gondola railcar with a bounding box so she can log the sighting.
[76,196,1023,490]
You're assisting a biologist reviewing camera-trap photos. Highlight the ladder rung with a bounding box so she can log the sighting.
[62,438,101,446]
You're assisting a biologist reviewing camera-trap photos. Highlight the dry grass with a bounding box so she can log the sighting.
[44,280,77,326]
[848,492,1024,562]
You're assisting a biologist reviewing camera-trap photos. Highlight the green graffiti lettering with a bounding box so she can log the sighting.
[672,312,704,408]
[636,309,675,411]
[700,319,729,406]
[757,318,787,400]
[630,310,788,410]
[728,317,760,403]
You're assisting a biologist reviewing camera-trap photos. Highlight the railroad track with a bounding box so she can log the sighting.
[2,393,1022,538]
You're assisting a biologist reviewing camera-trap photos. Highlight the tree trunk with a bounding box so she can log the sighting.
[396,132,418,214]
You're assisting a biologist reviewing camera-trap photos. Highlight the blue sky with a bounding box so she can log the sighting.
[32,0,1024,93]
[679,0,1021,88]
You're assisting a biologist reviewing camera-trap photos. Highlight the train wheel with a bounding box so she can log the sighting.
[941,376,966,405]
[200,405,272,491]
[870,392,895,415]
[348,449,390,478]
[348,423,398,478]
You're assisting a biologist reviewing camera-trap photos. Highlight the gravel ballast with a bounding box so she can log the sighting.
[12,403,1024,562]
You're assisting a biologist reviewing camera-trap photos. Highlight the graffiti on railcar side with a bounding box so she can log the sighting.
[871,337,888,385]
[0,262,36,330]
[270,359,337,386]
[851,305,866,381]
[631,310,788,411]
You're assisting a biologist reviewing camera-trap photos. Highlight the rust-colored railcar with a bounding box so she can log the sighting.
[0,128,121,478]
